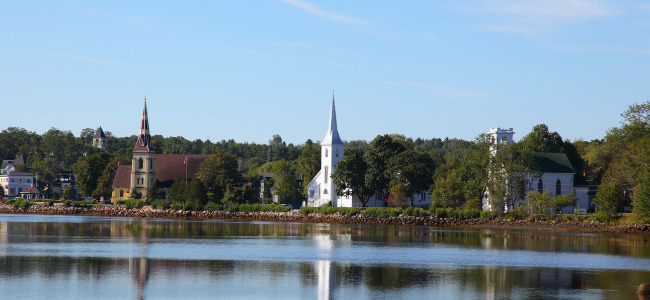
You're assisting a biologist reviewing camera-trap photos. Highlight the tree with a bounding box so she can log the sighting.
[298,142,320,197]
[74,152,111,198]
[271,159,300,204]
[486,143,538,211]
[93,153,130,200]
[552,191,576,213]
[0,185,4,197]
[62,185,77,200]
[518,124,564,153]
[364,135,407,197]
[331,148,374,207]
[388,150,436,207]
[197,150,242,202]
[633,174,650,223]
[387,184,408,207]
[593,179,626,222]
[184,179,208,209]
[524,191,553,215]
[431,172,464,208]
[169,179,186,203]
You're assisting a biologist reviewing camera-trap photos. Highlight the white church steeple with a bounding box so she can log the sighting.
[321,91,343,146]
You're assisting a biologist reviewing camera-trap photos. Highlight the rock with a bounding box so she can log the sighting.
[639,283,650,297]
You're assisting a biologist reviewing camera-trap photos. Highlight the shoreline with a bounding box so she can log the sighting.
[1,204,649,235]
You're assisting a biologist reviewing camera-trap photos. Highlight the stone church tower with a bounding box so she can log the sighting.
[130,98,156,199]
[92,126,108,151]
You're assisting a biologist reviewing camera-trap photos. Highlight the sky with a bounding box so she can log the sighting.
[1,0,648,145]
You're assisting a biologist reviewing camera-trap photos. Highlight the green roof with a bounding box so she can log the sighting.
[535,153,575,173]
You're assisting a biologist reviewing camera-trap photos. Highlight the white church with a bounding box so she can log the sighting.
[305,94,432,208]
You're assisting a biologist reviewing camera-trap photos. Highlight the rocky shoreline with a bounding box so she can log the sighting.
[1,204,649,235]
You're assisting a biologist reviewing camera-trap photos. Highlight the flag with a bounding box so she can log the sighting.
[184,156,187,165]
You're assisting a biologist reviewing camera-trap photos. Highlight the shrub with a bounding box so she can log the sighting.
[46,200,55,207]
[362,207,401,218]
[402,207,425,217]
[204,203,221,212]
[151,199,172,209]
[505,206,528,221]
[464,198,482,210]
[124,200,145,209]
[170,203,183,210]
[13,200,31,209]
[64,200,72,207]
[480,211,498,220]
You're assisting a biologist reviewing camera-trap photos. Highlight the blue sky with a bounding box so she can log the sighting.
[1,0,648,144]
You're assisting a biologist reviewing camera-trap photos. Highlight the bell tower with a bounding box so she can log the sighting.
[320,91,344,206]
[130,98,156,199]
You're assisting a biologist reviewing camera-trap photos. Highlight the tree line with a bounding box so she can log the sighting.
[0,101,649,223]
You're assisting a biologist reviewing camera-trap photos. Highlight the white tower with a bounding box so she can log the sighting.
[306,92,345,207]
[488,127,514,155]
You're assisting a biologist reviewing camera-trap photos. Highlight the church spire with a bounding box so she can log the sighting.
[134,97,154,152]
[321,91,343,145]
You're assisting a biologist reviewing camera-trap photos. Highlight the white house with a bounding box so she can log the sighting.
[305,93,432,208]
[482,128,591,213]
[0,172,36,197]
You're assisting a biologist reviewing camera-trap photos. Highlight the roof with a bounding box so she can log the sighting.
[535,153,575,174]
[111,154,211,189]
[155,154,210,187]
[112,165,131,188]
[1,155,25,169]
[20,186,41,194]
[94,126,107,139]
[321,94,343,145]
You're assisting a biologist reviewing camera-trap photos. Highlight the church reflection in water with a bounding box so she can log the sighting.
[128,220,151,300]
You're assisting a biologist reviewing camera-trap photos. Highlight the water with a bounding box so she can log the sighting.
[0,214,649,299]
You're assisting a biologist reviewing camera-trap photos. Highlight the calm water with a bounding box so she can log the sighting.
[0,214,649,299]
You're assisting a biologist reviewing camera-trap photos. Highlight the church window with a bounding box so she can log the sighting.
[120,190,124,197]
[538,179,543,193]
[556,179,561,196]
[324,167,328,183]
[324,189,328,194]
[138,158,144,169]
[501,136,508,144]
[325,149,328,157]
[336,148,339,157]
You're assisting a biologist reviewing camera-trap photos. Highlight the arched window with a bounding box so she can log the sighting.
[138,158,144,169]
[538,178,543,193]
[556,179,561,196]
[336,148,339,157]
[324,166,328,183]
[325,149,328,157]
[324,189,328,194]
[501,136,508,143]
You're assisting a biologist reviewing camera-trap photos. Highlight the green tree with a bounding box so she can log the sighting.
[486,143,538,211]
[431,172,464,208]
[633,174,650,223]
[524,190,553,215]
[593,179,626,222]
[197,150,242,202]
[364,135,406,197]
[74,152,111,198]
[518,124,564,153]
[388,150,436,207]
[93,153,130,200]
[298,141,320,197]
[169,179,186,203]
[184,179,208,209]
[0,185,4,197]
[62,185,77,200]
[271,159,300,204]
[331,148,374,207]
[552,191,576,213]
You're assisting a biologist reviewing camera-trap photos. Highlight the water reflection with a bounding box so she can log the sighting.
[0,214,649,299]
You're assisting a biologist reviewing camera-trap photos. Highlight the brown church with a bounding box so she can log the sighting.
[111,99,209,201]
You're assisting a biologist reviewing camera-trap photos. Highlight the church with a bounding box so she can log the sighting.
[305,94,431,208]
[111,99,210,201]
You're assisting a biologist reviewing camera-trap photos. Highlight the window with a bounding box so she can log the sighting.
[325,149,328,157]
[138,158,144,169]
[336,148,339,157]
[538,179,543,193]
[556,179,561,196]
[324,166,328,183]
[120,190,124,197]
[27,179,31,183]
[324,189,328,194]
[501,136,508,143]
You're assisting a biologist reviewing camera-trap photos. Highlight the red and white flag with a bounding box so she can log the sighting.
[184,156,187,165]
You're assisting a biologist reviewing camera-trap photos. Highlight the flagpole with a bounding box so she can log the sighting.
[185,155,188,186]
